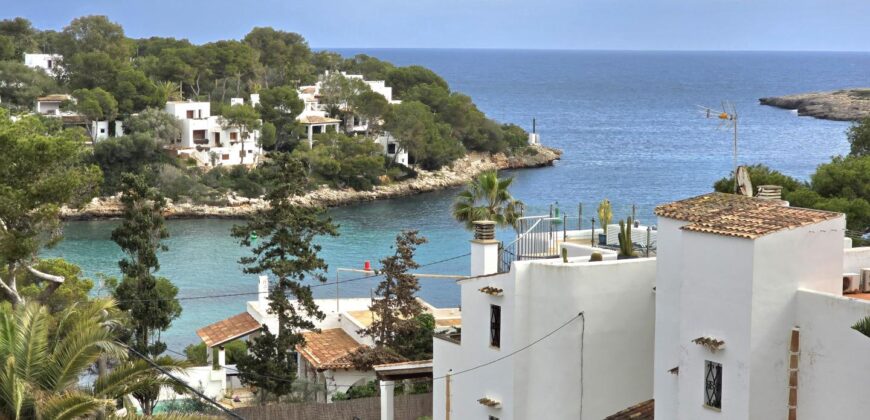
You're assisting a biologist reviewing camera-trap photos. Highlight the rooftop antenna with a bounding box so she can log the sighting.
[697,102,739,194]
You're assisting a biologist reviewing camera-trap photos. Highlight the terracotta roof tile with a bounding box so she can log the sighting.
[298,115,341,124]
[196,312,261,348]
[37,94,72,102]
[296,328,365,371]
[605,399,654,420]
[655,193,841,239]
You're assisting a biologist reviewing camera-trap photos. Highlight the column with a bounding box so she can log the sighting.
[380,380,395,420]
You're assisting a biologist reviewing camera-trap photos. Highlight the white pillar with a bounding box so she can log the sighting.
[218,346,226,366]
[470,221,499,276]
[380,380,395,420]
[258,275,269,309]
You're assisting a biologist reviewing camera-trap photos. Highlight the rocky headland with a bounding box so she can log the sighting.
[61,145,562,220]
[759,89,870,121]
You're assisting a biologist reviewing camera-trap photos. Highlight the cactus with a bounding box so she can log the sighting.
[589,252,603,262]
[618,217,636,258]
[561,247,568,263]
[597,199,612,238]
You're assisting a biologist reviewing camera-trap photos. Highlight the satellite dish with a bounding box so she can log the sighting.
[735,166,753,197]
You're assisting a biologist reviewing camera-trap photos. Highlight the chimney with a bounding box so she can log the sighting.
[258,275,269,308]
[756,185,783,201]
[471,221,499,277]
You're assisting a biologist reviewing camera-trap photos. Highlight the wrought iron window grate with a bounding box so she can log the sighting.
[705,360,722,409]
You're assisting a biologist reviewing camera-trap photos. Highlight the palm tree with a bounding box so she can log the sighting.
[453,170,523,229]
[0,299,182,419]
[160,81,184,102]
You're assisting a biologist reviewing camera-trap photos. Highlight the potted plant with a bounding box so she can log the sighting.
[597,199,612,245]
[618,217,638,259]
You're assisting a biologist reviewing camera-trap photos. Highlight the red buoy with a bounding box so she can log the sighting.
[364,260,371,271]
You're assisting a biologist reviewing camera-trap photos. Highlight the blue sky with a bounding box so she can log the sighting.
[4,0,870,51]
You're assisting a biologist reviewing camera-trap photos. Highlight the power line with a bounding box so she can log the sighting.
[125,345,244,419]
[164,311,583,388]
[111,252,470,305]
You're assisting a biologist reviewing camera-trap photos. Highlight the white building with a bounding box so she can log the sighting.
[433,221,656,420]
[296,72,408,165]
[35,94,71,116]
[653,193,870,420]
[192,276,461,403]
[434,192,870,420]
[164,98,262,167]
[24,53,62,74]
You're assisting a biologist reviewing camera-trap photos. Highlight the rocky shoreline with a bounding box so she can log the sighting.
[61,145,562,220]
[759,89,870,121]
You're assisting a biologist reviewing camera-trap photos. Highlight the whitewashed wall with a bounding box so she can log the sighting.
[796,290,870,420]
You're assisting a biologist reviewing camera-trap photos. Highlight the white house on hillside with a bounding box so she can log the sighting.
[433,192,870,420]
[296,71,408,165]
[24,53,62,74]
[165,97,262,167]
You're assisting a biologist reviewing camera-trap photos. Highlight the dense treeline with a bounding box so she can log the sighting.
[0,16,529,201]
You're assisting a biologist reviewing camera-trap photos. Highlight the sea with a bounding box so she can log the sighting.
[43,50,870,351]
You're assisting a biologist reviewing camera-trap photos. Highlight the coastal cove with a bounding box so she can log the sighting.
[47,49,868,351]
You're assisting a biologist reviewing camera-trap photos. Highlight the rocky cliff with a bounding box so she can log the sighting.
[61,145,562,220]
[759,89,870,121]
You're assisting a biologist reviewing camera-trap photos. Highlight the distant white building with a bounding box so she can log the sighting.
[35,94,108,141]
[35,94,71,116]
[24,53,62,74]
[433,192,870,420]
[296,71,408,165]
[164,97,262,167]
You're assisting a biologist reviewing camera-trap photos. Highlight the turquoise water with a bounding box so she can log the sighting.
[45,50,869,350]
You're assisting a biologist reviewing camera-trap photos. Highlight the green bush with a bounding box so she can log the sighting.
[183,339,248,366]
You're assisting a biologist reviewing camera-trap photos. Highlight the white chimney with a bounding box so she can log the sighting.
[470,221,499,277]
[258,275,269,308]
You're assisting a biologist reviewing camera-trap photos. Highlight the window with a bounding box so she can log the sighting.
[490,305,501,348]
[186,110,194,118]
[192,130,207,144]
[221,154,230,160]
[489,417,500,420]
[230,132,238,140]
[387,143,397,154]
[704,360,722,409]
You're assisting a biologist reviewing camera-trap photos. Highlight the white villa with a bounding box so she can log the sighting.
[296,71,409,166]
[165,97,262,167]
[24,53,62,74]
[433,192,870,420]
[186,276,461,403]
[34,94,112,141]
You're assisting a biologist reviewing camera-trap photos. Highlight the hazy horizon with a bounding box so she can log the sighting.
[5,0,870,52]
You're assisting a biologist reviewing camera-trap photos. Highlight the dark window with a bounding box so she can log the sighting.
[490,305,501,348]
[186,110,194,118]
[230,132,238,140]
[387,143,397,154]
[705,360,722,409]
[489,417,500,420]
[221,154,230,160]
[193,130,207,144]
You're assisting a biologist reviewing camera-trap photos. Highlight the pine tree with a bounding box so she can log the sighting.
[231,152,338,400]
[110,173,181,414]
[351,231,432,370]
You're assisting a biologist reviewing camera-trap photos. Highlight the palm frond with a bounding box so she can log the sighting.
[38,391,104,420]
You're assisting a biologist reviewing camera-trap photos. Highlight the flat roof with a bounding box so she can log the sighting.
[655,193,841,239]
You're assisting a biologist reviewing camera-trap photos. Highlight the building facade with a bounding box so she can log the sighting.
[165,99,262,167]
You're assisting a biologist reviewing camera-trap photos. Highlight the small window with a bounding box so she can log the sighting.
[704,360,722,409]
[221,154,230,160]
[186,110,194,118]
[490,305,501,348]
[230,132,238,140]
[387,143,397,154]
[489,416,500,420]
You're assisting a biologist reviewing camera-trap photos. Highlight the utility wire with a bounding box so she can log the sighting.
[124,345,244,420]
[111,253,470,304]
[164,311,583,388]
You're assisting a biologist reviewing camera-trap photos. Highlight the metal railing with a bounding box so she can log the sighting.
[499,215,572,272]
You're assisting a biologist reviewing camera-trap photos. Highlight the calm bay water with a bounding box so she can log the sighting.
[45,50,868,350]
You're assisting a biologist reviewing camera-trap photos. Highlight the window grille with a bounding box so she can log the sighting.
[490,305,501,348]
[705,360,722,409]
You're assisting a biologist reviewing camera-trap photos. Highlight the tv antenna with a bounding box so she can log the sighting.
[697,102,739,193]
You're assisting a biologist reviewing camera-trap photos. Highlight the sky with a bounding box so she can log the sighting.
[4,0,870,51]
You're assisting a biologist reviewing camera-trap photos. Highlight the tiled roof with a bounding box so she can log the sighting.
[196,312,261,347]
[298,115,341,124]
[654,193,841,239]
[37,94,71,102]
[604,399,654,420]
[296,328,365,371]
